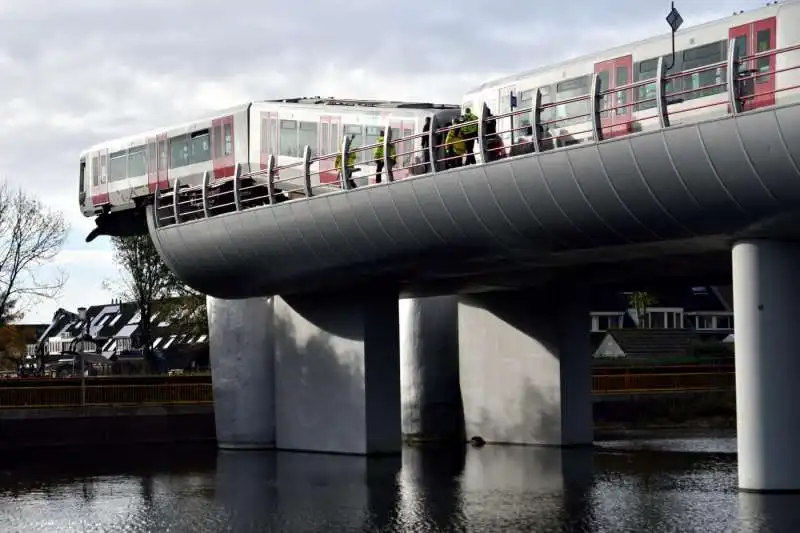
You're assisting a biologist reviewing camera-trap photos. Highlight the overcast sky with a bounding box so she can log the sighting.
[0,0,768,323]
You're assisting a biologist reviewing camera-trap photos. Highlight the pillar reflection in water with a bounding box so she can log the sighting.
[738,493,800,533]
[398,447,468,531]
[275,453,401,531]
[215,450,277,532]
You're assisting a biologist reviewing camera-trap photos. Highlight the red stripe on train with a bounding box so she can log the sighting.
[91,193,109,205]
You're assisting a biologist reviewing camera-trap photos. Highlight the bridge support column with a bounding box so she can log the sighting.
[274,291,401,455]
[457,288,593,446]
[400,296,464,443]
[207,296,276,449]
[733,240,800,492]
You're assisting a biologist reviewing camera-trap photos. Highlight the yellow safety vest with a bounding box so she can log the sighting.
[334,152,357,171]
[373,136,397,161]
[461,112,479,135]
[445,128,466,155]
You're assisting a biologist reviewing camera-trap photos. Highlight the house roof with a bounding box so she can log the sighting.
[604,329,698,359]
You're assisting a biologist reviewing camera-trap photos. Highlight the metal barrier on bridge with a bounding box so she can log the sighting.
[0,373,732,409]
[154,40,800,228]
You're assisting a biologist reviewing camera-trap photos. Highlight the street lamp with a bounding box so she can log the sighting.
[77,307,88,407]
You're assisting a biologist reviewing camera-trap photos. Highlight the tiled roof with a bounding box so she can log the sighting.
[605,328,697,358]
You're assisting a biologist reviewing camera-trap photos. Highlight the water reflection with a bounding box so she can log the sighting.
[2,436,800,531]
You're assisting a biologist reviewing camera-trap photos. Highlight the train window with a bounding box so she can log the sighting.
[100,154,108,183]
[260,119,268,153]
[298,121,318,157]
[279,120,297,157]
[109,151,127,181]
[518,90,533,127]
[79,159,86,193]
[169,135,189,169]
[402,127,413,166]
[127,146,147,177]
[330,123,339,152]
[681,41,726,99]
[364,126,381,157]
[615,65,628,115]
[91,157,99,186]
[189,129,211,165]
[555,76,590,126]
[756,29,772,83]
[213,125,223,158]
[268,118,278,154]
[344,125,363,160]
[633,59,658,111]
[321,123,330,155]
[224,124,232,156]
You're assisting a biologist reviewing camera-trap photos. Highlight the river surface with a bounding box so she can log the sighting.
[0,430,798,532]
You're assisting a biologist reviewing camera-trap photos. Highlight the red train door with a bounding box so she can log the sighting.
[212,115,235,179]
[594,55,633,139]
[148,134,169,192]
[92,149,109,206]
[729,17,776,111]
[319,115,341,184]
[260,112,278,171]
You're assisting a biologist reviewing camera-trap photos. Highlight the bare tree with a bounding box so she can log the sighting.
[106,234,176,370]
[0,183,68,323]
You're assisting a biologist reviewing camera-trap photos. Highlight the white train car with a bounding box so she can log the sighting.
[463,0,800,154]
[78,98,460,241]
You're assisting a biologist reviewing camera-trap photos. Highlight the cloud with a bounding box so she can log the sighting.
[0,0,768,323]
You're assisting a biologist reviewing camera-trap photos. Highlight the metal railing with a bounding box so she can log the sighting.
[0,373,732,409]
[154,41,800,228]
[0,383,213,409]
[593,371,734,395]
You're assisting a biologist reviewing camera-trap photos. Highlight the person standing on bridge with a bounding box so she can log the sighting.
[373,130,397,184]
[460,107,479,165]
[335,141,358,189]
[445,119,466,168]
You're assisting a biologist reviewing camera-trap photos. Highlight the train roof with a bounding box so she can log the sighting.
[465,0,792,94]
[260,96,461,110]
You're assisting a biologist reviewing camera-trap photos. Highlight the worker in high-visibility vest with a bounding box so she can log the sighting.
[444,119,466,168]
[334,148,358,188]
[373,130,397,183]
[460,107,479,165]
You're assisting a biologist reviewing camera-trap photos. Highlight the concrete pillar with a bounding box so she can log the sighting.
[457,287,593,446]
[207,296,275,449]
[274,290,401,455]
[733,240,800,492]
[400,295,464,443]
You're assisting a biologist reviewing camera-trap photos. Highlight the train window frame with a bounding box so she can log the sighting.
[109,150,127,181]
[298,121,319,157]
[127,145,147,177]
[169,134,189,169]
[189,129,211,165]
[555,75,590,126]
[680,40,727,100]
[279,119,298,157]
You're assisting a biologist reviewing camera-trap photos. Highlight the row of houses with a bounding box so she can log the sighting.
[1,285,734,374]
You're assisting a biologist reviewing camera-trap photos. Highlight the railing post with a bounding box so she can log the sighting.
[233,163,242,211]
[172,178,181,225]
[590,73,603,142]
[383,126,394,182]
[153,181,161,229]
[428,116,438,174]
[201,170,211,218]
[531,88,542,153]
[727,38,742,115]
[656,56,671,128]
[341,135,353,190]
[266,154,276,204]
[302,145,313,197]
[477,103,489,164]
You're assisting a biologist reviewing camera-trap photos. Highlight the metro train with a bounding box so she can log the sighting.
[463,0,800,150]
[79,0,800,241]
[78,98,461,241]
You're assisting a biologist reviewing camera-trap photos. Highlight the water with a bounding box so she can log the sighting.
[0,431,799,532]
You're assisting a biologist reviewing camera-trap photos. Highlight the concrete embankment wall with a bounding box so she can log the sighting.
[0,404,215,449]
